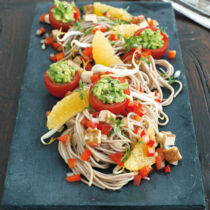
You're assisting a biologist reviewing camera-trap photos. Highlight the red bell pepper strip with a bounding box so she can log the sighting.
[133,174,142,186]
[109,152,124,166]
[101,124,112,135]
[66,174,81,182]
[139,165,152,178]
[40,13,47,22]
[165,165,171,173]
[68,158,77,169]
[80,148,91,161]
[168,50,176,59]
[57,134,69,143]
[147,139,155,147]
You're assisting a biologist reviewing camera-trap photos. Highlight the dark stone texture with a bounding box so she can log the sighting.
[1,2,205,210]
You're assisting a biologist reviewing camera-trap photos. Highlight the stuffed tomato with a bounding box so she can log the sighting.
[44,60,80,98]
[89,76,130,115]
[49,0,80,31]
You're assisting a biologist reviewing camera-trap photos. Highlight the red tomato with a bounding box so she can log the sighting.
[133,174,142,186]
[44,70,80,98]
[89,78,130,115]
[139,165,152,178]
[134,27,168,59]
[49,5,80,31]
[109,152,124,166]
[101,124,112,135]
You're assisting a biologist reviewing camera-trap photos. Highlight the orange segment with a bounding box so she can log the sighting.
[47,90,89,129]
[93,2,132,21]
[111,24,141,38]
[92,31,123,66]
[124,143,155,172]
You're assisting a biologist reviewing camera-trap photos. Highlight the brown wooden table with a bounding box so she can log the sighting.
[0,0,209,209]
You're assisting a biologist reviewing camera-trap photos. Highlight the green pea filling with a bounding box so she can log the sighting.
[92,77,128,104]
[48,61,76,84]
[51,0,76,23]
[137,29,164,49]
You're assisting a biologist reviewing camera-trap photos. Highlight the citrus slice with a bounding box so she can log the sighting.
[47,90,89,129]
[93,2,132,21]
[92,31,123,66]
[124,143,155,172]
[111,24,141,38]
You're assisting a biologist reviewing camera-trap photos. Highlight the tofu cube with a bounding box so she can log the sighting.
[84,128,101,146]
[98,110,116,124]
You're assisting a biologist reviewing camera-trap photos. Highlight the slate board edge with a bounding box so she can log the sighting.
[1,2,206,210]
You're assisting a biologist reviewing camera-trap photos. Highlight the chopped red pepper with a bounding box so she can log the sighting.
[81,117,89,127]
[92,25,107,34]
[83,46,93,60]
[55,52,64,61]
[40,13,47,22]
[44,37,54,46]
[133,174,142,186]
[57,134,69,143]
[52,42,63,51]
[134,127,140,134]
[131,16,144,24]
[154,90,158,97]
[139,165,152,178]
[155,98,161,103]
[156,148,165,170]
[133,115,141,122]
[109,33,118,41]
[68,158,77,169]
[165,165,171,173]
[101,124,112,135]
[80,148,91,161]
[86,121,99,129]
[66,174,81,182]
[91,112,100,118]
[50,54,57,62]
[168,50,176,59]
[140,130,146,137]
[146,146,155,157]
[147,19,158,27]
[109,152,124,166]
[142,49,152,57]
[140,85,144,92]
[147,139,155,147]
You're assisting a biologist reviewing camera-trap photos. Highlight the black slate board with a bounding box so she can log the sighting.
[1,2,206,210]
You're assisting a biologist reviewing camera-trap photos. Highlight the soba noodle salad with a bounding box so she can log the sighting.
[39,1,182,190]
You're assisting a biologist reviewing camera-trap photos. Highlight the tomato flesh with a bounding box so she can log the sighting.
[134,27,168,59]
[49,5,80,31]
[44,70,80,98]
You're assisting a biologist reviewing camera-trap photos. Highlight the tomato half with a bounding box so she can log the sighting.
[134,27,168,59]
[89,78,130,115]
[49,5,80,31]
[44,70,80,98]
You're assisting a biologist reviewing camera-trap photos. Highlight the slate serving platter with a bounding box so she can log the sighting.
[1,1,206,210]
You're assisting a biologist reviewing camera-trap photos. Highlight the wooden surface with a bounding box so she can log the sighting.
[0,0,209,209]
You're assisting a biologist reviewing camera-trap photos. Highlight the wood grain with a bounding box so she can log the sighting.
[0,1,209,209]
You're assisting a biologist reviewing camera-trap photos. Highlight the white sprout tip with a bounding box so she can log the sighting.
[44,14,50,24]
[41,44,46,50]
[40,39,45,44]
[174,70,181,78]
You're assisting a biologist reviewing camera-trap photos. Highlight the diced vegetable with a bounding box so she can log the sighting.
[164,165,171,173]
[40,13,47,22]
[101,124,112,135]
[80,148,91,161]
[139,165,152,178]
[57,134,69,143]
[45,37,54,46]
[155,148,165,170]
[168,50,176,59]
[68,158,77,169]
[66,174,81,182]
[133,174,142,186]
[109,152,124,166]
[146,146,155,157]
[147,139,155,147]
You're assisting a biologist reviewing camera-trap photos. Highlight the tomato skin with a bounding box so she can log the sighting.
[44,70,80,98]
[49,5,80,31]
[134,27,168,59]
